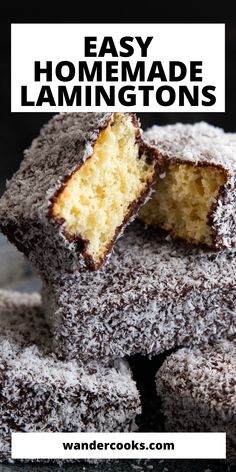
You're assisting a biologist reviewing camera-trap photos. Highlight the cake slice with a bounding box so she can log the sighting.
[156,340,236,460]
[42,223,236,361]
[0,112,162,276]
[0,290,141,462]
[139,122,236,250]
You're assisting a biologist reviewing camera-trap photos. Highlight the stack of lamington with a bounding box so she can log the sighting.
[0,113,235,462]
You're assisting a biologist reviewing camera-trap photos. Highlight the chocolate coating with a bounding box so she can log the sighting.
[0,113,161,276]
[143,122,236,251]
[156,340,236,461]
[42,223,236,361]
[0,290,141,462]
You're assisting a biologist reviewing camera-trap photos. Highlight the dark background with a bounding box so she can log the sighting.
[0,6,236,471]
[1,7,236,195]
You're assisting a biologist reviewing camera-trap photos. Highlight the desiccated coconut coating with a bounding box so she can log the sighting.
[156,340,236,460]
[0,290,141,462]
[0,112,162,276]
[0,289,47,347]
[144,122,236,170]
[42,223,236,361]
[140,122,236,251]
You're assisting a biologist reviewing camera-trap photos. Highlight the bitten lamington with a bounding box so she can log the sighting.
[0,290,141,462]
[156,340,236,460]
[0,112,161,274]
[139,122,236,250]
[42,223,236,361]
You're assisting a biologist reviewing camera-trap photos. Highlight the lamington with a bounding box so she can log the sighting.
[156,340,236,460]
[0,290,141,462]
[42,223,236,361]
[139,122,236,251]
[0,112,162,276]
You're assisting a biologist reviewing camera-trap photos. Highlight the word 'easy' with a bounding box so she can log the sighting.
[84,36,153,57]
